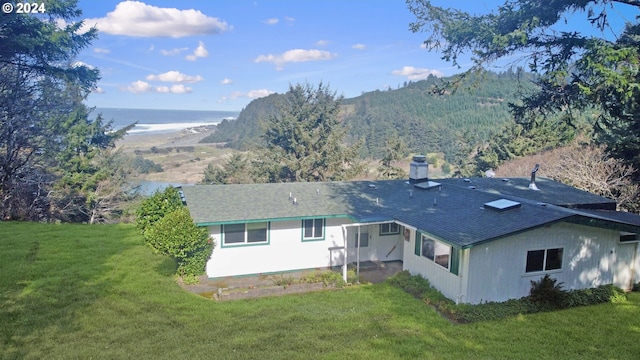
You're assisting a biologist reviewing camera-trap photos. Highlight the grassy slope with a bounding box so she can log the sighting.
[1,222,639,359]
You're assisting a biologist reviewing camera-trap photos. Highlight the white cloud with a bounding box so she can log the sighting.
[352,43,366,50]
[81,1,229,38]
[93,86,105,94]
[126,80,153,93]
[391,66,443,80]
[284,16,295,24]
[315,40,330,47]
[254,49,336,70]
[185,41,208,61]
[93,47,110,54]
[170,84,192,94]
[161,47,188,56]
[124,80,192,94]
[263,18,279,25]
[220,78,233,85]
[223,89,274,101]
[146,71,203,83]
[72,61,95,69]
[54,18,68,29]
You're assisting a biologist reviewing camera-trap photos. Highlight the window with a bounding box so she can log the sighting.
[421,234,451,270]
[302,218,324,241]
[526,248,563,273]
[222,222,269,246]
[353,232,369,247]
[380,223,400,235]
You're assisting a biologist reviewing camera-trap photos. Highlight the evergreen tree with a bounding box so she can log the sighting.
[0,0,130,220]
[408,0,640,177]
[378,135,407,179]
[257,82,363,182]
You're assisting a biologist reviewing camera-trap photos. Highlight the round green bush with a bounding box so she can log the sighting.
[145,207,214,277]
[135,186,183,234]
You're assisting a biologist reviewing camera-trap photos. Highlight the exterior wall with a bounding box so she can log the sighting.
[402,228,463,303]
[613,241,640,290]
[403,222,638,305]
[345,224,404,263]
[205,218,351,278]
[464,222,626,304]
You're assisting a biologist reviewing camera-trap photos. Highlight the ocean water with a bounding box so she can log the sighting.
[93,107,239,135]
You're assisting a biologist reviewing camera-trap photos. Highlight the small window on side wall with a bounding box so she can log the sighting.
[380,223,400,235]
[302,218,324,241]
[526,248,563,273]
[222,222,269,246]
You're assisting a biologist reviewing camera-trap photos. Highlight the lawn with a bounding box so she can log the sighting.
[1,222,639,359]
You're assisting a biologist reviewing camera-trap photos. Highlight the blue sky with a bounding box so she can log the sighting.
[75,0,637,112]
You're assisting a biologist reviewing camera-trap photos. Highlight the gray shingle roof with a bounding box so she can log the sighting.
[181,177,640,249]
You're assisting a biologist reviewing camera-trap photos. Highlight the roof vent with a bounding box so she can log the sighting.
[484,199,521,211]
[529,164,540,191]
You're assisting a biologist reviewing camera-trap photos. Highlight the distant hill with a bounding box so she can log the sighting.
[200,93,281,149]
[201,70,537,159]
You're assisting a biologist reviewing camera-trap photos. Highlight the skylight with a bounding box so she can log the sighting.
[484,199,521,211]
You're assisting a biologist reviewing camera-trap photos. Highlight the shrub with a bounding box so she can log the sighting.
[132,156,163,174]
[561,285,626,307]
[386,271,625,323]
[144,207,214,277]
[135,186,183,234]
[529,274,566,309]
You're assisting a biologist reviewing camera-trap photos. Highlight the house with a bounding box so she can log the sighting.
[181,156,640,304]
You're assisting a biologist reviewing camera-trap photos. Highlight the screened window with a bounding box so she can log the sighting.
[302,218,325,240]
[380,223,400,235]
[222,222,269,246]
[526,248,563,273]
[421,234,451,270]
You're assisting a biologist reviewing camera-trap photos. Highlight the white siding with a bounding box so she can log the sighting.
[345,224,404,263]
[465,222,624,304]
[403,222,639,305]
[205,218,350,278]
[402,229,463,303]
[614,242,639,290]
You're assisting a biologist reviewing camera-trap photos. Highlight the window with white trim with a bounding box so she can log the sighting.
[222,222,269,246]
[380,223,400,235]
[526,248,563,273]
[302,218,325,241]
[421,234,451,270]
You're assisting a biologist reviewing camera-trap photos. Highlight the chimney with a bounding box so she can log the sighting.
[409,155,429,184]
[529,164,540,191]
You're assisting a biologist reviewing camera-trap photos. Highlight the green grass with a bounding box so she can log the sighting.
[1,222,640,359]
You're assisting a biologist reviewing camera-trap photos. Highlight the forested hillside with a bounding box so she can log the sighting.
[201,71,537,160]
[200,93,280,149]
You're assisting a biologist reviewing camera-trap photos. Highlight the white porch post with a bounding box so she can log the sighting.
[341,225,348,282]
[356,226,361,283]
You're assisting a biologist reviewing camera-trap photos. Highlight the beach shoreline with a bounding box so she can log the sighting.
[118,125,230,184]
[117,125,218,149]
